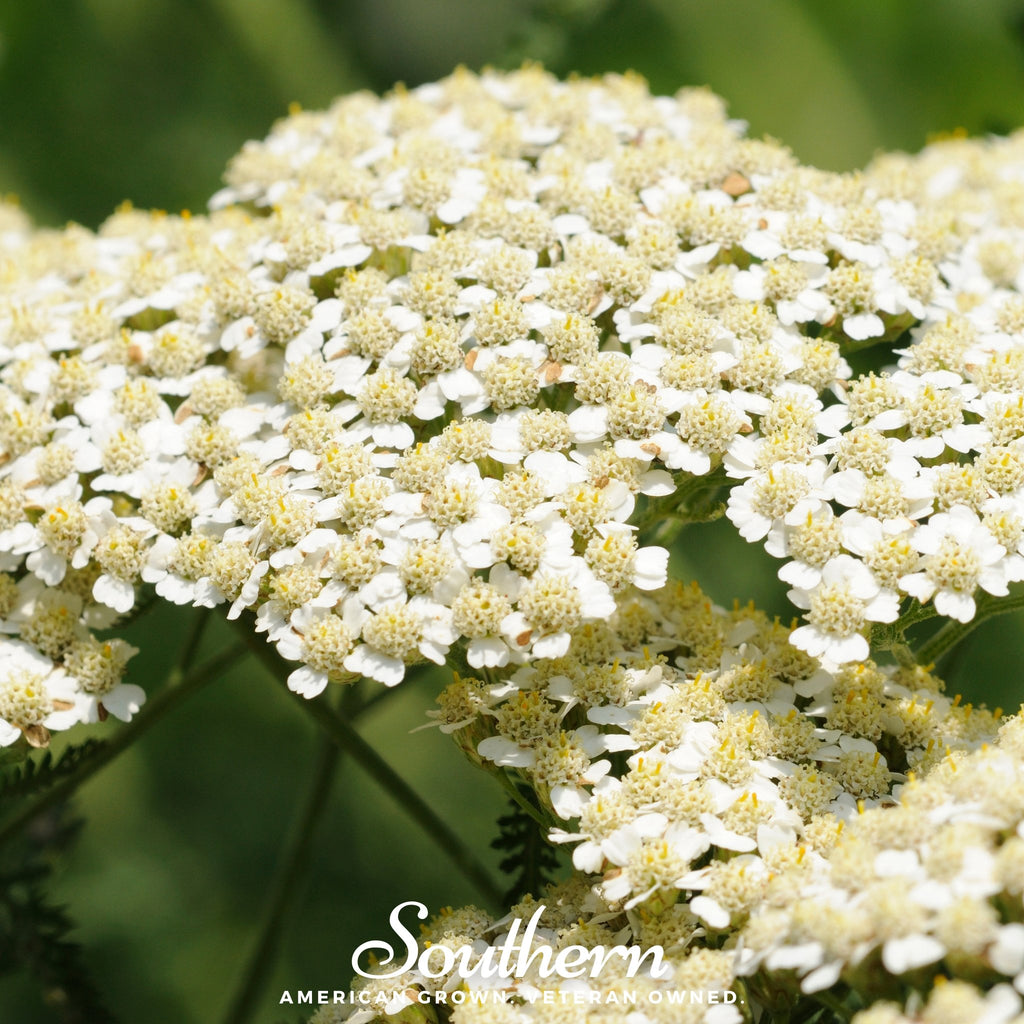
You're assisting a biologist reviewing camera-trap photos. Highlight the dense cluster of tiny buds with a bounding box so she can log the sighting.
[316,582,1016,1024]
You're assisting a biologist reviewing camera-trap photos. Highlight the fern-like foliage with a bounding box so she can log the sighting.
[0,739,107,805]
[491,793,561,906]
[0,806,117,1022]
[0,869,117,1023]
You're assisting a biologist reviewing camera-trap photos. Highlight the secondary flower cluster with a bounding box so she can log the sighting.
[3,65,1024,750]
[435,580,996,915]
[737,716,1024,1022]
[319,585,1017,1024]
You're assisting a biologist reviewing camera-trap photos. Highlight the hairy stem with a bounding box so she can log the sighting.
[870,599,937,663]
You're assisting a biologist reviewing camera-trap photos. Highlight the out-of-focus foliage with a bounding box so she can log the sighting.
[2,2,1024,1022]
[3,0,1024,227]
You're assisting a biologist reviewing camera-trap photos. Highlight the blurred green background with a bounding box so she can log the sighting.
[3,1,1024,1021]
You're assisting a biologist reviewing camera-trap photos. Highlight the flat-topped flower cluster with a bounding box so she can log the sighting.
[5,64,1024,1024]
[4,68,1024,750]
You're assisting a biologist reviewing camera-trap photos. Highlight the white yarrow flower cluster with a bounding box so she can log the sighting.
[3,66,1024,749]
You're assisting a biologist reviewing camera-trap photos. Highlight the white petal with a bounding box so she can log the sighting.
[287,666,329,698]
[92,575,136,614]
[100,684,146,722]
[881,934,945,974]
[690,896,730,930]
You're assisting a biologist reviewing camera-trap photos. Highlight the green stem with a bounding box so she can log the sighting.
[494,768,550,830]
[916,590,1024,667]
[220,731,341,1024]
[634,470,732,543]
[871,599,937,664]
[0,639,242,848]
[179,606,212,672]
[239,626,504,908]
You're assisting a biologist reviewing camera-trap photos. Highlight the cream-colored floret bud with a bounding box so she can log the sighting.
[0,674,53,728]
[188,375,247,418]
[38,500,88,558]
[94,525,147,581]
[207,542,256,599]
[254,285,314,345]
[518,409,570,452]
[36,443,75,485]
[403,270,459,318]
[400,540,453,595]
[149,327,205,378]
[584,531,638,591]
[424,478,478,528]
[346,308,400,360]
[907,383,962,437]
[64,636,135,695]
[20,591,81,659]
[185,423,239,468]
[113,379,164,428]
[328,534,383,587]
[262,495,316,549]
[314,443,373,496]
[725,338,785,394]
[541,313,600,366]
[410,317,463,376]
[518,573,583,636]
[269,564,322,609]
[101,429,146,475]
[357,368,418,423]
[391,444,449,493]
[140,483,198,535]
[336,476,391,530]
[361,601,423,660]
[277,354,335,408]
[845,372,900,426]
[440,418,491,461]
[50,355,97,403]
[831,748,890,799]
[483,355,540,411]
[473,297,530,347]
[676,395,744,455]
[492,521,545,574]
[606,382,664,440]
[475,245,535,295]
[300,614,355,675]
[660,350,719,391]
[542,263,601,316]
[451,581,511,638]
[335,267,389,309]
